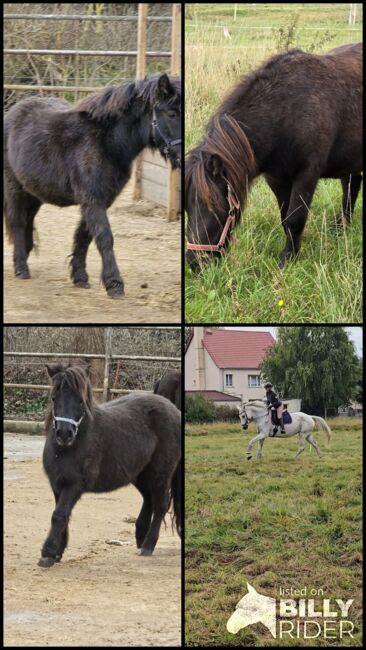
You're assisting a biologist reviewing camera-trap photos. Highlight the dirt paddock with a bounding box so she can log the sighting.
[4,434,181,647]
[4,183,181,323]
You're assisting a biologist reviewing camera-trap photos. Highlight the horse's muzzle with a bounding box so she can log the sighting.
[55,429,77,447]
[241,424,248,430]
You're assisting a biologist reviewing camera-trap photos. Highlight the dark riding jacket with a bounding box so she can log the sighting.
[266,389,282,409]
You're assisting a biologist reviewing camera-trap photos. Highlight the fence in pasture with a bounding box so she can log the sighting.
[4,326,181,432]
[4,3,181,219]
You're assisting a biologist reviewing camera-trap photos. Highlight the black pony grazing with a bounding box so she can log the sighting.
[154,370,181,411]
[186,44,362,268]
[4,73,181,297]
[39,365,181,567]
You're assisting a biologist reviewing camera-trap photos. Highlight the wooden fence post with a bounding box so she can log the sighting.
[103,327,112,402]
[132,3,148,200]
[167,2,181,221]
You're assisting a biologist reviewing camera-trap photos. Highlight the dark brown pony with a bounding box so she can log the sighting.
[186,44,362,268]
[39,365,181,567]
[4,74,181,297]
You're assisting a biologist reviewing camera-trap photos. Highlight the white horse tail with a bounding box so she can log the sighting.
[311,416,331,447]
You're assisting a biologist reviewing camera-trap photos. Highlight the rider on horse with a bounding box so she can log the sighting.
[264,382,286,435]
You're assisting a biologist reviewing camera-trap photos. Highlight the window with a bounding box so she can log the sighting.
[225,373,233,387]
[248,375,261,387]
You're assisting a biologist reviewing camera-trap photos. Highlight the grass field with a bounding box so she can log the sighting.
[185,417,362,646]
[184,4,363,323]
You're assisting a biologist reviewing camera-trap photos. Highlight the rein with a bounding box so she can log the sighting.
[152,107,181,157]
[186,182,241,253]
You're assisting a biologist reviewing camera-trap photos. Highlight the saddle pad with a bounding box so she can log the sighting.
[283,410,292,424]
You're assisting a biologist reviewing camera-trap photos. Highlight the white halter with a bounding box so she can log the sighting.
[53,411,84,432]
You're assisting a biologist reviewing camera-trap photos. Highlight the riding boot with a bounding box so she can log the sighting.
[279,417,286,434]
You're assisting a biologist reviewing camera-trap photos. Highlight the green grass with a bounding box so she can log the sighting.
[184,4,363,323]
[185,418,362,646]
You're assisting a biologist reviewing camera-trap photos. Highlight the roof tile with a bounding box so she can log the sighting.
[203,330,275,368]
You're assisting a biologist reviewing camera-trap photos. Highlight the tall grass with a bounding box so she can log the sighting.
[185,5,363,323]
[185,418,362,646]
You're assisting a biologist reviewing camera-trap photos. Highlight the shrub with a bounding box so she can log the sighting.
[185,396,216,423]
[185,396,239,423]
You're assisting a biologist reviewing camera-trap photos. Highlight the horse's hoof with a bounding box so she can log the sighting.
[137,547,153,556]
[15,270,31,279]
[247,455,252,461]
[74,281,90,289]
[38,556,56,568]
[107,284,125,298]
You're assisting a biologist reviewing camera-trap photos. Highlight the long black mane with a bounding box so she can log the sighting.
[75,74,181,122]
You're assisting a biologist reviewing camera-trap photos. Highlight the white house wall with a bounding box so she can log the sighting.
[185,339,196,389]
[220,368,265,401]
[204,348,221,389]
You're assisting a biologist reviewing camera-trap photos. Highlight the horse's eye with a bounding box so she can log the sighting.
[167,110,177,118]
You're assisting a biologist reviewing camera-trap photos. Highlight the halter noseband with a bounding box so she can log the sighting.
[186,182,241,253]
[152,107,181,157]
[53,410,84,433]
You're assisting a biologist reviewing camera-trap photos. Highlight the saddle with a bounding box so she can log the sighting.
[270,408,292,426]
[270,408,292,436]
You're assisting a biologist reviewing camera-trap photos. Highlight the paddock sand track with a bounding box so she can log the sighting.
[4,434,181,647]
[4,184,181,323]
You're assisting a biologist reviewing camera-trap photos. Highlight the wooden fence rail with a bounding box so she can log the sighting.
[4,352,179,362]
[4,327,181,408]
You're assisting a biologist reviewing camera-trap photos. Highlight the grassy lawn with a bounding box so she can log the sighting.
[185,418,362,646]
[184,4,363,323]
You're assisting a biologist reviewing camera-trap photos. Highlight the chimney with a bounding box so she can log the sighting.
[194,327,206,390]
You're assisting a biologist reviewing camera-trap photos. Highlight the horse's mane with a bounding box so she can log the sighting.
[75,74,181,122]
[185,109,256,215]
[244,399,267,408]
[45,365,95,433]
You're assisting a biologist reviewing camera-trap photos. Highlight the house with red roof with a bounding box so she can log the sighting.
[185,327,275,403]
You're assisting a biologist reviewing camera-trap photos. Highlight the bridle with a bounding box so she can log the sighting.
[152,107,181,158]
[240,401,269,429]
[186,182,241,254]
[239,407,249,430]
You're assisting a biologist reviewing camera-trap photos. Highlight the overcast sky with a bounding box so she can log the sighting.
[225,326,362,357]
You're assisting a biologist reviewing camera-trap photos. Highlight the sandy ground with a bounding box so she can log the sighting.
[4,434,182,647]
[4,184,181,323]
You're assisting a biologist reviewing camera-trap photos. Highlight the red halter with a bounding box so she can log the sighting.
[186,183,241,253]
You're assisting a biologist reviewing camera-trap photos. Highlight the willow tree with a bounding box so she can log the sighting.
[260,327,360,416]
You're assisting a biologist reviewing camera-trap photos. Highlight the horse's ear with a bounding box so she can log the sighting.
[46,363,63,378]
[156,73,172,100]
[208,154,223,178]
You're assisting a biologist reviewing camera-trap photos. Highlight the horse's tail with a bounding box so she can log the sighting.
[170,459,182,538]
[4,192,13,243]
[312,416,332,447]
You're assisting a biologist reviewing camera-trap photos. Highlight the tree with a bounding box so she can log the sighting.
[260,327,360,416]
